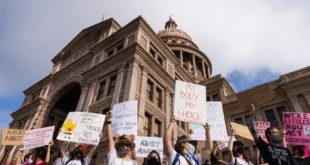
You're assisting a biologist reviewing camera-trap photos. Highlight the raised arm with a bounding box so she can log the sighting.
[254,147,260,165]
[45,140,53,163]
[130,135,136,160]
[106,111,114,152]
[228,129,236,163]
[201,123,212,163]
[280,130,287,148]
[6,145,17,165]
[248,104,260,141]
[58,141,68,159]
[212,141,219,155]
[14,148,23,165]
[163,115,176,157]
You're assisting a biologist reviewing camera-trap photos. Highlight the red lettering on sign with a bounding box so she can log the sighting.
[177,109,201,121]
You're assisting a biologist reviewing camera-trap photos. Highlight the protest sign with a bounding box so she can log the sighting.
[283,112,310,145]
[190,124,205,141]
[230,122,254,141]
[112,101,138,137]
[218,136,232,150]
[135,136,163,159]
[237,84,275,111]
[23,126,54,149]
[174,80,206,124]
[1,129,24,145]
[57,112,105,145]
[254,121,270,142]
[207,102,228,141]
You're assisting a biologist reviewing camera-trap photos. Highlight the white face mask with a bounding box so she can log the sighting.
[188,144,195,155]
[27,159,33,164]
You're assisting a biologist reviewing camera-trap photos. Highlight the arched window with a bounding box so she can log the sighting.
[297,94,310,112]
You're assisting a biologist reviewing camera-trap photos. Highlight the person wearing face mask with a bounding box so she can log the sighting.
[227,130,253,165]
[142,150,161,165]
[164,115,213,165]
[248,104,299,165]
[106,111,137,165]
[59,142,97,165]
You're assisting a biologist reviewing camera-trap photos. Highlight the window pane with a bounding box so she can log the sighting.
[107,76,116,96]
[147,81,153,101]
[212,94,219,101]
[265,109,278,127]
[207,96,210,101]
[154,120,161,137]
[155,88,162,108]
[67,57,73,64]
[235,117,243,125]
[144,115,151,136]
[245,115,251,126]
[276,106,286,124]
[128,35,135,45]
[97,81,106,101]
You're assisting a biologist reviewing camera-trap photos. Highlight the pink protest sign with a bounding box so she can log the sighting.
[284,112,310,145]
[254,121,270,142]
[174,80,206,124]
[23,126,54,150]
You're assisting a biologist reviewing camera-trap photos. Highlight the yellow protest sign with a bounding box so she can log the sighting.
[230,122,254,141]
[1,129,25,145]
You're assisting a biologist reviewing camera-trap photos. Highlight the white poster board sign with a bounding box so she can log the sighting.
[135,136,163,159]
[23,126,54,150]
[190,124,206,141]
[174,80,207,124]
[206,102,228,141]
[112,101,138,136]
[218,136,232,150]
[57,112,105,145]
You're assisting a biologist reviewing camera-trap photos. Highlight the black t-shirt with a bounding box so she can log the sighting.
[255,137,298,165]
[295,157,310,165]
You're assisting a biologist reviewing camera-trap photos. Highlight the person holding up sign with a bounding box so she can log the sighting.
[164,115,213,165]
[106,111,137,165]
[58,141,97,165]
[248,105,299,165]
[228,129,253,165]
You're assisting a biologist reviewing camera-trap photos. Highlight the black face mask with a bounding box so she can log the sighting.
[148,157,159,165]
[75,151,83,158]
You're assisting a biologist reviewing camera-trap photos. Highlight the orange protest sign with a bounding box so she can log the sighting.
[230,122,254,141]
[1,129,25,145]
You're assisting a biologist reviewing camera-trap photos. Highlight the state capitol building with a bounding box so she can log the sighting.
[1,16,310,165]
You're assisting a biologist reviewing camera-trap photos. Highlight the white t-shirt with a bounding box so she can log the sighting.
[167,150,200,165]
[62,156,91,165]
[229,157,253,165]
[52,158,62,165]
[107,147,137,165]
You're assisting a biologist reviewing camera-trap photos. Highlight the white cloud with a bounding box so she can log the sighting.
[0,0,309,97]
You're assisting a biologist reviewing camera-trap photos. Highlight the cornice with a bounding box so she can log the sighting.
[88,96,113,111]
[279,76,310,90]
[160,36,199,50]
[145,100,166,119]
[11,98,47,119]
[23,75,52,95]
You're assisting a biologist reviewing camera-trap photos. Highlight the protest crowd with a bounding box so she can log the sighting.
[1,81,310,165]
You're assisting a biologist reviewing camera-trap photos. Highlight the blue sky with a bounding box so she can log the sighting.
[0,0,310,131]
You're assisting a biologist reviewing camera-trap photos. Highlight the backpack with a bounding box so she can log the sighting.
[172,153,200,165]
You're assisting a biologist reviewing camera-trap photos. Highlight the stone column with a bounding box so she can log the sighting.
[207,65,211,77]
[180,51,184,67]
[123,63,139,101]
[202,61,207,78]
[82,81,97,111]
[137,66,149,136]
[289,95,303,112]
[192,54,197,76]
[111,67,125,105]
[150,116,155,137]
[75,85,89,112]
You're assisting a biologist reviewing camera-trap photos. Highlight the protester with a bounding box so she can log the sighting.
[142,150,161,165]
[5,145,17,165]
[106,111,137,165]
[209,142,228,165]
[291,145,310,165]
[228,130,253,165]
[248,104,299,165]
[163,115,213,165]
[58,140,97,165]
